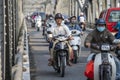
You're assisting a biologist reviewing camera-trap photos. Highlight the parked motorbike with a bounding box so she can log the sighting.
[52,35,70,77]
[69,29,82,63]
[88,41,120,80]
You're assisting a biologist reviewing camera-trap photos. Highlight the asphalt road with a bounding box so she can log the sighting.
[27,22,91,80]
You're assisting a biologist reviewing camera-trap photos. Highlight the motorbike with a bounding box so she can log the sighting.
[80,22,86,31]
[31,19,35,27]
[69,29,82,63]
[35,20,42,31]
[52,35,70,77]
[45,23,54,42]
[115,39,120,60]
[88,40,120,80]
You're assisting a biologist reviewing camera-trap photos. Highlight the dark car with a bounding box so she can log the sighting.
[39,12,46,21]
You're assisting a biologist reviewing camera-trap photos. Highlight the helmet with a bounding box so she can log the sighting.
[96,18,106,25]
[80,12,84,15]
[49,14,53,18]
[55,13,64,20]
[49,17,53,20]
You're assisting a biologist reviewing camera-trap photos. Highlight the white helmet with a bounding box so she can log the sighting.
[49,17,53,20]
[80,12,84,15]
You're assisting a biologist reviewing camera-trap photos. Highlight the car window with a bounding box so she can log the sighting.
[108,10,120,22]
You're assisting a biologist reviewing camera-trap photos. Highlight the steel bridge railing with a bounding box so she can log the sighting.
[0,0,25,80]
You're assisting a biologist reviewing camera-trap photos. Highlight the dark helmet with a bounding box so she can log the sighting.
[96,18,106,25]
[49,14,53,18]
[55,13,64,20]
[70,16,76,20]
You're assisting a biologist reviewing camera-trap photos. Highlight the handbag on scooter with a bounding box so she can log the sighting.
[84,60,94,79]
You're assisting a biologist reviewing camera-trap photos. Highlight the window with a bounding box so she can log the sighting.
[108,11,120,22]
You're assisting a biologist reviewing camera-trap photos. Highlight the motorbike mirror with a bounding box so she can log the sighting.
[113,39,120,44]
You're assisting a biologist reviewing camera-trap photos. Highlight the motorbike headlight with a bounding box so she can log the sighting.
[72,46,78,50]
[48,34,52,38]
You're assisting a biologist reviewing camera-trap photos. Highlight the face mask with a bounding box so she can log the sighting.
[97,26,105,32]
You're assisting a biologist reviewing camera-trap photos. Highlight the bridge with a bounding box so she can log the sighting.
[0,0,120,80]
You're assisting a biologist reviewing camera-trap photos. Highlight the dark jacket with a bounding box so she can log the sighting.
[84,28,115,53]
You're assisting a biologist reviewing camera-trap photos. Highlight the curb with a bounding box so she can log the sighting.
[22,20,31,80]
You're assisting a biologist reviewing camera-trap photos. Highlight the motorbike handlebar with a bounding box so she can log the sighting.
[53,35,69,41]
[91,43,116,51]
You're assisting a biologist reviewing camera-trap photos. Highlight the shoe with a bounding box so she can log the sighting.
[48,58,53,66]
[67,61,72,66]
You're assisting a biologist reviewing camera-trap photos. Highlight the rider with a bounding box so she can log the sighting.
[46,15,55,27]
[78,12,86,31]
[68,16,82,31]
[48,13,73,66]
[84,18,120,80]
[84,18,115,53]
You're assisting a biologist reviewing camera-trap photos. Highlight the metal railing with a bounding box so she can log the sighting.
[0,0,24,80]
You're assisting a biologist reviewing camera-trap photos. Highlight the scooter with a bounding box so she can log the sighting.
[35,20,42,31]
[114,39,120,60]
[52,35,70,77]
[45,23,54,42]
[69,29,82,63]
[89,41,120,80]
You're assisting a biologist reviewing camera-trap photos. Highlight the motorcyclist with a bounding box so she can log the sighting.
[68,16,82,32]
[78,12,86,31]
[84,18,115,53]
[46,15,56,27]
[48,13,73,66]
[34,14,42,22]
[84,18,120,80]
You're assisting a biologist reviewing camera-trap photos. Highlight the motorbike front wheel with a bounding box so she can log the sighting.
[73,50,78,63]
[60,56,66,77]
[103,72,111,80]
[37,27,39,31]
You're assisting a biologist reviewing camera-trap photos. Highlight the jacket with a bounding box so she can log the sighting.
[68,23,82,31]
[84,28,115,53]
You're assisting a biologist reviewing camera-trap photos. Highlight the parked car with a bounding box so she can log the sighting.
[99,7,120,34]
